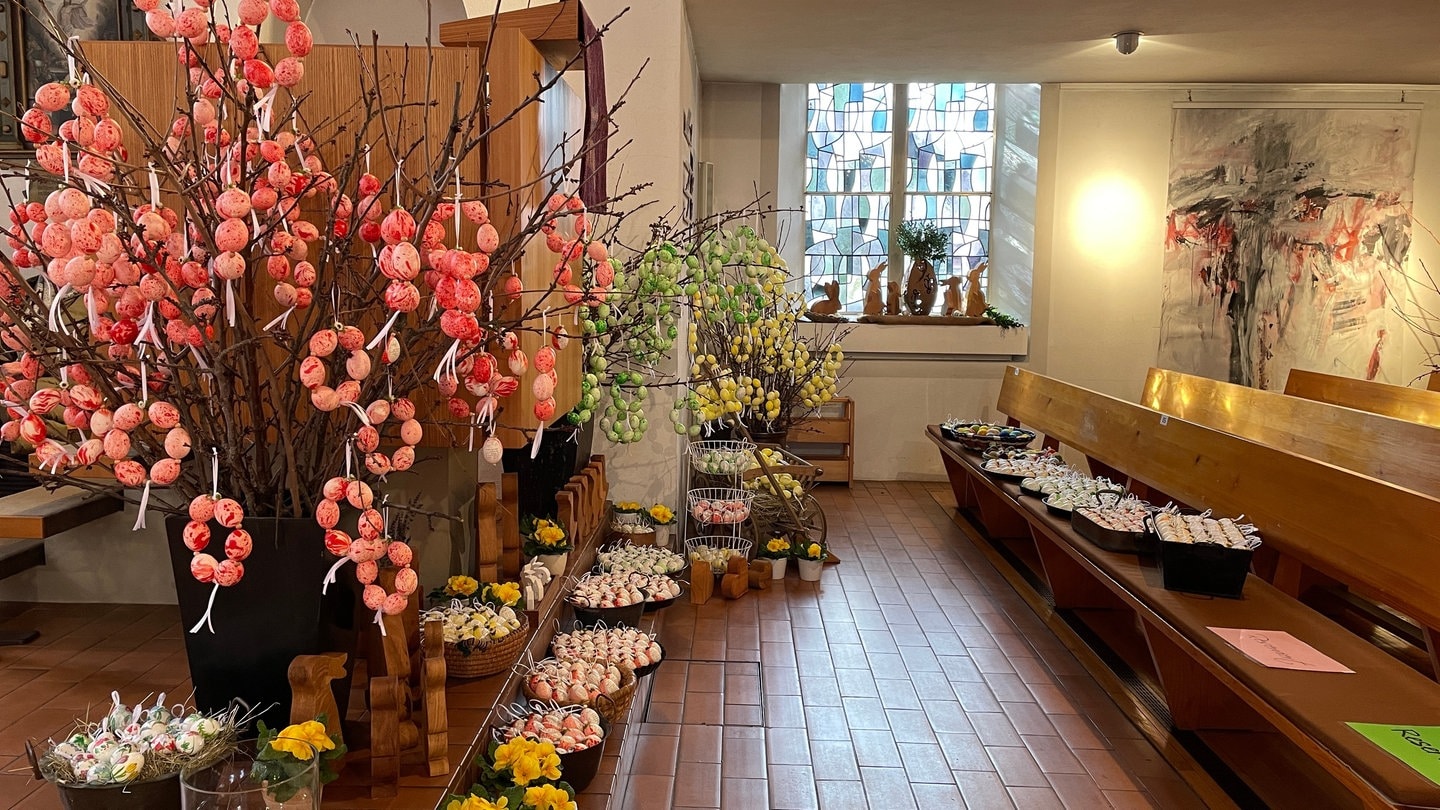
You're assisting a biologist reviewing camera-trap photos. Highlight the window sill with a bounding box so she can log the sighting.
[798,321,1028,359]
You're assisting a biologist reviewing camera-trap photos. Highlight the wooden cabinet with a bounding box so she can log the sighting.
[789,397,853,484]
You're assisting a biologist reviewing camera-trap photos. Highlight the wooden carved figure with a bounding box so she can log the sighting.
[965,262,989,317]
[420,618,449,776]
[288,652,347,743]
[941,277,964,317]
[862,262,887,316]
[808,281,841,316]
[885,281,902,316]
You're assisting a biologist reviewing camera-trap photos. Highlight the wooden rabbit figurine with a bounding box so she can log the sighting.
[862,262,887,316]
[941,277,964,316]
[964,262,989,317]
[885,281,901,316]
[808,281,841,316]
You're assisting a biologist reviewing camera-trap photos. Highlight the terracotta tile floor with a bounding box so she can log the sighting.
[0,481,1208,810]
[617,482,1206,809]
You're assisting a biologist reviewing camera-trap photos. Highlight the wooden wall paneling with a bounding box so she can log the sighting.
[1145,367,1440,496]
[475,482,500,582]
[998,367,1440,634]
[1285,368,1440,428]
[500,471,522,577]
[485,29,581,449]
[438,0,583,72]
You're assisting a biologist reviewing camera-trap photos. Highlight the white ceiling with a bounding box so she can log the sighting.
[684,0,1440,85]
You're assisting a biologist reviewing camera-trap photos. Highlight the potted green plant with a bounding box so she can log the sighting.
[894,219,950,315]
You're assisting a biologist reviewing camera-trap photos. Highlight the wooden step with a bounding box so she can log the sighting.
[0,486,121,539]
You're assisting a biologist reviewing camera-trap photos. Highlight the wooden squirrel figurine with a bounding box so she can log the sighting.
[862,262,887,316]
[941,277,964,317]
[808,281,841,316]
[964,262,989,317]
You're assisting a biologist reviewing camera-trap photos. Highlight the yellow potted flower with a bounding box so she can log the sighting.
[521,517,573,577]
[759,536,793,579]
[645,504,677,548]
[796,540,827,582]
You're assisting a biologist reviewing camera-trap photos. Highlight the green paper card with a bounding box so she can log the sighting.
[1349,723,1440,786]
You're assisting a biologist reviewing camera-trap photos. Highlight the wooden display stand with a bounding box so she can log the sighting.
[789,397,854,484]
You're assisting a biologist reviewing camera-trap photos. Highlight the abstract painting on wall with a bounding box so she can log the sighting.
[1158,106,1418,389]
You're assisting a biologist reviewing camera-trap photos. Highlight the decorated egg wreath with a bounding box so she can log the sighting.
[181,450,250,633]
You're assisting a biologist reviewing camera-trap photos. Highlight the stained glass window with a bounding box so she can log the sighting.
[805,82,994,311]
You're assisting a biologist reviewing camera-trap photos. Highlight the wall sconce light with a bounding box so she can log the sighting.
[1113,31,1142,55]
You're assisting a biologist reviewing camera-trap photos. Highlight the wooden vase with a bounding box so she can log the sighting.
[904,259,938,315]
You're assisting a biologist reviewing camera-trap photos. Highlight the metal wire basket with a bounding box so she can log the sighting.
[687,487,755,525]
[687,440,756,477]
[684,535,755,574]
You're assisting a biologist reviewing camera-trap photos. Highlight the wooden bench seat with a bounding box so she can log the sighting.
[927,365,1440,809]
[0,485,121,539]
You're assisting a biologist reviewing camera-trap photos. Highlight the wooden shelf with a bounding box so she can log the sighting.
[790,397,853,484]
[0,486,121,540]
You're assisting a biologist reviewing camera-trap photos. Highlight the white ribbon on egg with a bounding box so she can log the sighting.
[432,338,461,383]
[365,309,402,351]
[321,555,351,596]
[189,583,219,634]
[132,480,151,531]
[147,163,161,209]
[253,86,278,135]
[261,306,295,332]
[48,283,73,335]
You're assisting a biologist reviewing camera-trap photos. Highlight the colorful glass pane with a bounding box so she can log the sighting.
[804,194,890,311]
[903,194,991,283]
[907,83,994,193]
[806,83,892,194]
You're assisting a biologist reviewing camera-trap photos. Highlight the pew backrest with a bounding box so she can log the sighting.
[997,366,1440,631]
[1285,368,1440,428]
[1142,367,1440,497]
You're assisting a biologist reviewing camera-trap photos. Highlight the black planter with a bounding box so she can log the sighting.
[165,516,358,729]
[750,428,789,447]
[503,425,581,520]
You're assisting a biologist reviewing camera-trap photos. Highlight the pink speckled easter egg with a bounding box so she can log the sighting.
[308,329,338,357]
[534,346,556,374]
[183,520,210,552]
[322,476,349,503]
[309,386,339,412]
[362,584,386,610]
[113,402,145,431]
[148,400,180,429]
[213,497,245,528]
[191,553,218,583]
[391,445,415,472]
[298,356,326,389]
[387,542,413,567]
[102,428,131,460]
[380,209,416,246]
[345,350,371,381]
[399,419,423,446]
[355,560,378,585]
[363,452,391,477]
[394,567,418,595]
[163,427,191,460]
[285,21,313,57]
[224,529,252,561]
[214,559,244,586]
[475,224,499,254]
[346,480,374,511]
[534,397,556,423]
[532,374,555,402]
[189,495,216,523]
[150,458,180,486]
[481,436,503,465]
[113,459,146,487]
[74,438,104,467]
[381,592,408,615]
[357,509,383,541]
[314,498,339,529]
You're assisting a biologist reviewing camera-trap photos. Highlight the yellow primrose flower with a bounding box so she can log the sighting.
[524,785,576,810]
[492,738,528,771]
[489,582,522,606]
[296,719,335,753]
[539,750,561,781]
[446,575,479,597]
[806,543,823,559]
[446,797,509,810]
[270,727,317,760]
[510,752,542,785]
[766,538,790,554]
[648,504,675,524]
[536,526,566,546]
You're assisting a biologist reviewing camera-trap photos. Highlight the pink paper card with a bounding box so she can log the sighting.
[1208,627,1354,673]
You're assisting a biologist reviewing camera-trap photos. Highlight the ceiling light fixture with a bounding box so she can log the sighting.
[1113,30,1142,55]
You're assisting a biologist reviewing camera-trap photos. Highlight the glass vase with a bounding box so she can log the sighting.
[181,738,320,810]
